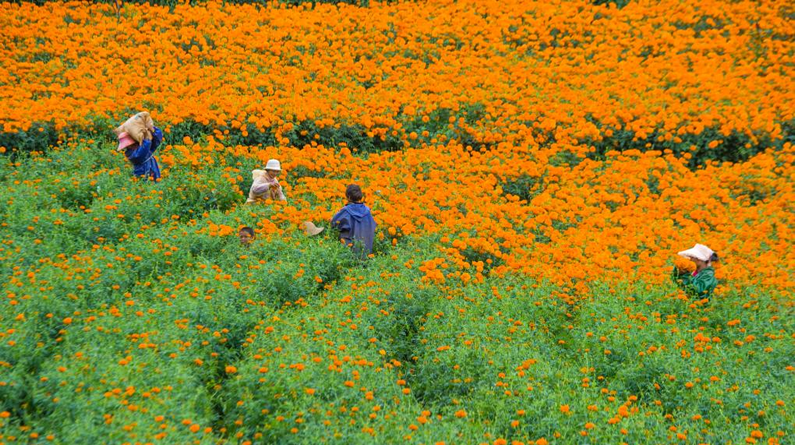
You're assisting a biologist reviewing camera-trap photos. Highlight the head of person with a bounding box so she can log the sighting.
[117,132,137,152]
[678,244,719,271]
[346,184,363,203]
[239,227,255,246]
[265,159,281,179]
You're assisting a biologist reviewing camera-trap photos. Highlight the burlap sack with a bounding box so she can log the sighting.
[246,170,269,204]
[113,112,155,143]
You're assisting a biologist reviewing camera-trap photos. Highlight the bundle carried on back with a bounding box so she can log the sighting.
[247,169,285,203]
[113,112,155,145]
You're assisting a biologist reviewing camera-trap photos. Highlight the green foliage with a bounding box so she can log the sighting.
[283,120,403,153]
[403,104,490,150]
[0,138,793,444]
[591,0,632,9]
[581,118,795,169]
[500,173,544,203]
[0,122,60,157]
[6,115,793,174]
[0,116,407,158]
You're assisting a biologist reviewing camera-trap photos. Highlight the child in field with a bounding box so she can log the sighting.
[239,227,255,247]
[117,126,163,181]
[247,159,286,203]
[673,243,719,300]
[331,184,376,258]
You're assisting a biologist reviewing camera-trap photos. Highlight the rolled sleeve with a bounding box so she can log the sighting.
[250,182,271,195]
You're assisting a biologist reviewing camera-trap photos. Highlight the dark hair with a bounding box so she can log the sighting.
[346,184,363,202]
[710,252,719,263]
[239,227,255,236]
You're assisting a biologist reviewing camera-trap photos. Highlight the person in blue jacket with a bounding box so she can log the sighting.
[331,184,377,258]
[116,127,163,181]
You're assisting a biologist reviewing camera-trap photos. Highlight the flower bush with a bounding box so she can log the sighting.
[1,0,793,163]
[0,0,793,444]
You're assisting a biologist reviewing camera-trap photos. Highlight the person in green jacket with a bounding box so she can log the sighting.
[673,244,719,300]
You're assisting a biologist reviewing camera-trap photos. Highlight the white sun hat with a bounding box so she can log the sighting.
[265,159,281,171]
[678,244,714,262]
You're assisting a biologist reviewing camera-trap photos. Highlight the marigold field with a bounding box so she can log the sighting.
[0,0,793,444]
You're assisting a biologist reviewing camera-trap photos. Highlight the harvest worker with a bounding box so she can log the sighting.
[247,159,286,203]
[331,184,376,258]
[117,126,163,181]
[239,227,255,247]
[673,243,719,300]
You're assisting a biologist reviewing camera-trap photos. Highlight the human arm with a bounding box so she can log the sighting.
[671,266,693,287]
[148,127,163,154]
[331,208,351,233]
[250,181,272,195]
[129,127,162,163]
[125,143,151,165]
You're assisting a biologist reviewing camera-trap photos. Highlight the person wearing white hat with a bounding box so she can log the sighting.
[247,159,286,203]
[673,244,719,299]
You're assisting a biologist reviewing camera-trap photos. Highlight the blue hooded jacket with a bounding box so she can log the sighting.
[331,202,377,257]
[125,127,163,180]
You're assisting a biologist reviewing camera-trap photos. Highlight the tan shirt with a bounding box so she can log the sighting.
[247,175,286,203]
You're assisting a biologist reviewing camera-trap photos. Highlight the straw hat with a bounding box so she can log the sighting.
[678,244,714,262]
[265,159,281,171]
[303,221,324,236]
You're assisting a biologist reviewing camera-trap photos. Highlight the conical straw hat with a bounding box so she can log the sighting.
[303,221,324,236]
[677,244,713,262]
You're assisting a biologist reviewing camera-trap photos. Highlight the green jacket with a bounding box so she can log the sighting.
[672,266,717,299]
